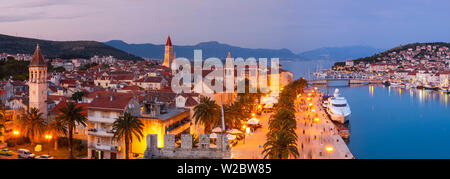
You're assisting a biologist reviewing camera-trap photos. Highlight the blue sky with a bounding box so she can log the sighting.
[0,0,449,52]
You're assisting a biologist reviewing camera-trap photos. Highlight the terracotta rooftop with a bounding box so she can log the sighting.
[51,101,88,116]
[88,93,134,111]
[30,44,46,67]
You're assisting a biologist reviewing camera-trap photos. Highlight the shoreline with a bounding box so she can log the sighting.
[296,91,354,159]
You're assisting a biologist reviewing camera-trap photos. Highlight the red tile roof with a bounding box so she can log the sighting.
[88,93,134,111]
[121,85,144,91]
[51,101,88,116]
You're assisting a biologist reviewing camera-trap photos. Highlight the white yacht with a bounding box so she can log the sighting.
[326,89,351,123]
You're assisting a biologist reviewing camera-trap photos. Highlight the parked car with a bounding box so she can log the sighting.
[17,149,35,159]
[35,155,54,159]
[0,148,13,156]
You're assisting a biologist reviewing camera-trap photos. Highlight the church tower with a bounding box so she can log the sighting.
[29,44,48,118]
[163,36,174,68]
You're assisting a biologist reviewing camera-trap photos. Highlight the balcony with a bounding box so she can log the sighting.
[88,143,121,152]
[88,128,115,137]
[88,116,115,124]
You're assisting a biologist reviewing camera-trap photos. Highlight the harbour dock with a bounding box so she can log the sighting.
[296,92,354,159]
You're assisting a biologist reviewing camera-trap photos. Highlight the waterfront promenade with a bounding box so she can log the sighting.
[296,93,354,159]
[230,114,269,159]
[231,91,354,159]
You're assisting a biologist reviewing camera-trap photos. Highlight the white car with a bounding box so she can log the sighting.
[17,149,35,159]
[35,155,54,159]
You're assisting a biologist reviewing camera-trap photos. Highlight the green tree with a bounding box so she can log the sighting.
[56,102,87,159]
[262,77,307,159]
[71,91,87,101]
[0,104,6,139]
[269,109,296,131]
[112,112,144,159]
[47,118,67,150]
[193,96,221,133]
[262,129,299,159]
[223,103,244,129]
[17,108,46,144]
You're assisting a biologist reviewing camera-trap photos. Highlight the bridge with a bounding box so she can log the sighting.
[308,78,383,86]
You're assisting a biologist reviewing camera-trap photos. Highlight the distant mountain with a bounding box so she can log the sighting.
[0,34,142,60]
[297,46,384,62]
[104,40,300,60]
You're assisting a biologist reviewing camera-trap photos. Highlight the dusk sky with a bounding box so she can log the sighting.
[0,0,449,52]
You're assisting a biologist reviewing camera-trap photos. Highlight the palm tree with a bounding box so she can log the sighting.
[112,112,144,159]
[193,96,220,133]
[0,104,6,140]
[56,102,87,159]
[0,124,4,140]
[223,103,243,129]
[262,129,299,159]
[47,118,67,150]
[268,109,296,131]
[18,108,46,144]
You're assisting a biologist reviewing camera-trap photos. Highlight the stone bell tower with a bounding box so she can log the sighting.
[163,36,174,68]
[28,44,48,118]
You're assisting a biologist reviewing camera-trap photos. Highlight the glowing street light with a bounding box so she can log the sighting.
[45,134,52,155]
[311,108,316,112]
[325,146,334,159]
[251,113,256,117]
[13,130,19,146]
[314,117,320,122]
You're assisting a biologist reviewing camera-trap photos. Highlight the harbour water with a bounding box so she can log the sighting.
[282,60,450,159]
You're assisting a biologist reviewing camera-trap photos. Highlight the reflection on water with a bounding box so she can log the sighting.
[323,85,450,159]
[284,60,449,158]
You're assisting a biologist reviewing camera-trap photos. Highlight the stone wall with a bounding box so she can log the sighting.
[144,134,231,159]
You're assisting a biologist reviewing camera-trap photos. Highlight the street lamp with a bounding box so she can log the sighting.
[45,134,52,155]
[325,146,334,159]
[13,130,19,146]
[314,117,320,123]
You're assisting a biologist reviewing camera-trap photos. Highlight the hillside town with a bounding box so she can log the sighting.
[0,36,295,159]
[323,44,450,91]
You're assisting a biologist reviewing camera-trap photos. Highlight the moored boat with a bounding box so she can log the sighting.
[326,89,351,124]
[424,84,439,90]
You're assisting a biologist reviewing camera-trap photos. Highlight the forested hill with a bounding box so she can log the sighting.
[350,42,450,64]
[0,34,142,60]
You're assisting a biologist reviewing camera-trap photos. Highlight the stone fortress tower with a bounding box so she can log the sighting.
[162,35,174,68]
[28,44,48,118]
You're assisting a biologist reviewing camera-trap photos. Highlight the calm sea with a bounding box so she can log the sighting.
[281,60,450,159]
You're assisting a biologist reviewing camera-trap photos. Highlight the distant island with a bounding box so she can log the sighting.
[333,42,450,67]
[0,34,142,60]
